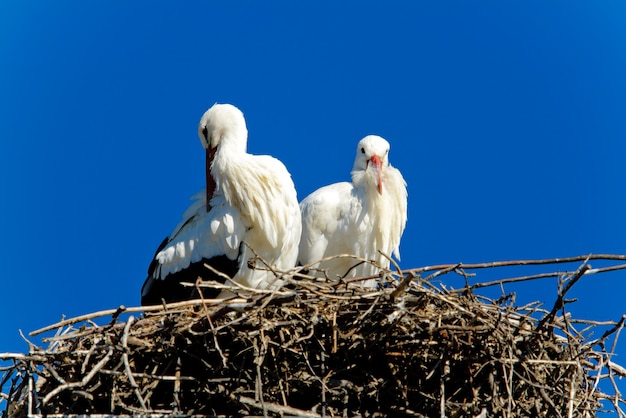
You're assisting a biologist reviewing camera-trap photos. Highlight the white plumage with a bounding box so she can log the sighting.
[298,135,408,287]
[141,103,301,305]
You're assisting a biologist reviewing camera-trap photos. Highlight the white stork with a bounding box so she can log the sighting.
[298,135,408,287]
[141,103,301,305]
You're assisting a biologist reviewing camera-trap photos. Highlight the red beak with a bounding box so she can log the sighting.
[206,147,217,211]
[369,154,383,194]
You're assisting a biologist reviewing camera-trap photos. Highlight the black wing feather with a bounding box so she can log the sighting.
[140,239,241,306]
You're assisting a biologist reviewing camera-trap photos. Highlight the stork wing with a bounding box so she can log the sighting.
[149,190,246,281]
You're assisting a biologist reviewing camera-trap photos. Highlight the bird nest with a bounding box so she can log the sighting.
[2,254,626,417]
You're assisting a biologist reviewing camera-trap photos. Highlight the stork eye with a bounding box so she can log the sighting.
[361,147,365,154]
[201,126,208,140]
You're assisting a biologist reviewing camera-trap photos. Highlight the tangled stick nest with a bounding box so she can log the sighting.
[2,254,626,417]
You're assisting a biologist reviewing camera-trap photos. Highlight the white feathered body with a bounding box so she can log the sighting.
[154,147,301,292]
[299,141,407,284]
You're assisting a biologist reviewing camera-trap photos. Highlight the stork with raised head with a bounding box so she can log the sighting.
[141,103,302,305]
[298,135,408,287]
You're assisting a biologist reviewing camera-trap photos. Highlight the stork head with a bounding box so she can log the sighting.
[197,103,248,210]
[198,103,248,152]
[352,135,390,194]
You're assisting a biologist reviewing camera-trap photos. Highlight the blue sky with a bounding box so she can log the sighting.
[2,1,626,411]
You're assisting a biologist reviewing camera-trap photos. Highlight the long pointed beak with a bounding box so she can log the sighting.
[206,147,217,211]
[369,154,383,194]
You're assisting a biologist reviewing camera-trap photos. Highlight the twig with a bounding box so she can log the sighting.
[405,254,626,275]
[536,262,591,332]
[235,393,321,417]
[390,271,419,299]
[30,300,240,336]
[0,353,47,362]
[199,284,227,368]
[121,316,147,410]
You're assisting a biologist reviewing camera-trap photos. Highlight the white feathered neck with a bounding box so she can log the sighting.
[213,144,291,250]
[350,137,408,261]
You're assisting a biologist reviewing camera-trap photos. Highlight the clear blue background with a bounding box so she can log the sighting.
[2,1,625,412]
